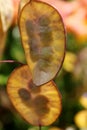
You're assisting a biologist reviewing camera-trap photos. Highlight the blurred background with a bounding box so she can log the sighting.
[0,0,87,130]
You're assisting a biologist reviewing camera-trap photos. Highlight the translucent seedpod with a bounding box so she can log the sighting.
[18,0,66,86]
[18,0,29,14]
[7,65,62,126]
[0,0,14,59]
[0,0,14,31]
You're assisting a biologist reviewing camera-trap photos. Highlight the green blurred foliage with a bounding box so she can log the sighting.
[0,26,26,85]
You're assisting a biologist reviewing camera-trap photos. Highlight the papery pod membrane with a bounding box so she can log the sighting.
[0,0,14,59]
[7,65,62,126]
[19,0,66,86]
[0,18,6,60]
[0,27,6,59]
[18,0,29,14]
[0,0,14,31]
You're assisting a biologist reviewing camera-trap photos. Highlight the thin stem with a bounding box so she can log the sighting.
[0,60,24,65]
[39,125,41,130]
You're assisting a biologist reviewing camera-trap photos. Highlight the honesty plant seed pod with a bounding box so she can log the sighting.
[19,0,66,86]
[7,65,62,126]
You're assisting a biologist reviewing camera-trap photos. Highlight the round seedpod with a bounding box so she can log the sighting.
[18,0,66,86]
[18,0,29,14]
[7,65,62,126]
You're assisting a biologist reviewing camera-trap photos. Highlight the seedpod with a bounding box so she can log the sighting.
[0,0,14,59]
[19,0,66,86]
[18,0,29,14]
[7,65,62,126]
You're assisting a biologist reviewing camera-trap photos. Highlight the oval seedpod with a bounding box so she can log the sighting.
[7,65,62,126]
[18,0,66,86]
[0,29,6,60]
[0,0,14,59]
[18,0,29,15]
[0,0,14,31]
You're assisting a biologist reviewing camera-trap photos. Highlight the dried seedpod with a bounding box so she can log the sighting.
[0,29,6,60]
[0,0,14,31]
[18,0,29,15]
[7,65,62,126]
[19,0,66,86]
[0,0,14,59]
